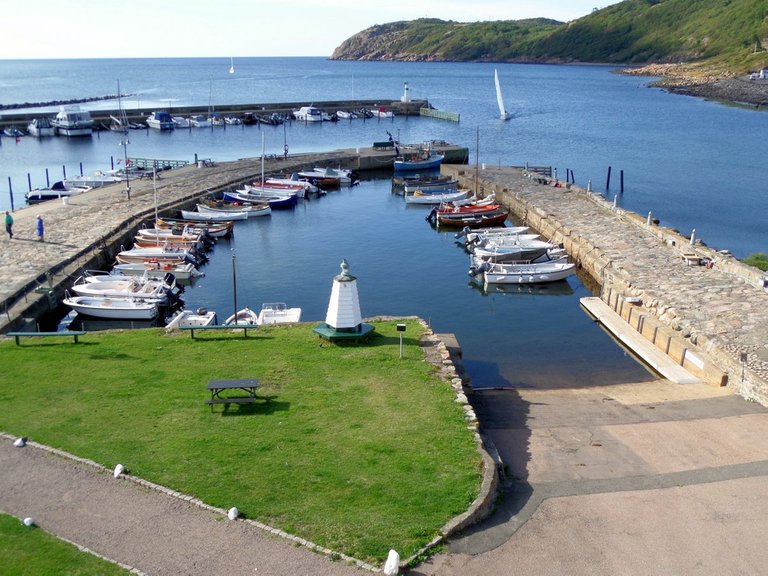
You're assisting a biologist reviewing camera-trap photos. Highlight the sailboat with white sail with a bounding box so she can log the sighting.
[494,68,511,121]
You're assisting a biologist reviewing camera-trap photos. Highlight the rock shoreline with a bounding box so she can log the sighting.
[623,63,768,108]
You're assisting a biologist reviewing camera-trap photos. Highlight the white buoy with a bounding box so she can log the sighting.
[227,507,239,520]
[113,464,125,478]
[23,517,35,527]
[383,549,400,575]
[13,437,27,448]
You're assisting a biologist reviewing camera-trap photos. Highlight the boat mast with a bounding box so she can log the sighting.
[474,127,479,197]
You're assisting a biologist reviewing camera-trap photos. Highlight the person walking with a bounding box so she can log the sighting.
[36,215,44,242]
[4,211,12,239]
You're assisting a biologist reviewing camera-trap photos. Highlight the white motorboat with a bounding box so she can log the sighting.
[165,308,217,330]
[26,180,91,204]
[257,303,302,325]
[182,207,248,221]
[472,239,556,263]
[224,116,242,125]
[27,117,55,137]
[111,261,203,280]
[146,111,175,130]
[293,106,323,122]
[404,189,470,205]
[224,303,301,326]
[72,274,176,303]
[172,116,190,128]
[63,170,124,188]
[136,227,206,248]
[336,110,357,120]
[495,68,511,121]
[51,106,93,136]
[455,225,530,244]
[224,307,260,326]
[296,167,356,186]
[63,295,159,320]
[470,259,576,285]
[196,202,271,218]
[116,245,196,265]
[370,107,394,118]
[226,189,297,209]
[189,115,211,128]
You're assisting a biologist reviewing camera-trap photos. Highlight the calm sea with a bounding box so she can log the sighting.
[1,57,765,389]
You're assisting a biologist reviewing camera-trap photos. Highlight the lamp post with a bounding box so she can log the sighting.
[120,137,131,200]
[231,250,238,325]
[396,323,406,359]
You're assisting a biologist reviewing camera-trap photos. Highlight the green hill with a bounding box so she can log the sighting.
[331,0,768,73]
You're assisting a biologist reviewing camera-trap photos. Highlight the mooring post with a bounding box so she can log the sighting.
[620,170,624,193]
[647,211,652,226]
[45,168,50,188]
[79,162,83,176]
[111,156,114,170]
[690,229,696,246]
[27,173,32,192]
[62,165,67,178]
[587,179,592,192]
[606,166,612,191]
[8,177,14,211]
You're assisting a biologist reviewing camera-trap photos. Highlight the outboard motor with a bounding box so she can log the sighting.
[454,225,472,240]
[426,208,438,223]
[468,261,491,278]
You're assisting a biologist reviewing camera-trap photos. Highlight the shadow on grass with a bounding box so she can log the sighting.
[212,396,289,417]
[186,334,276,342]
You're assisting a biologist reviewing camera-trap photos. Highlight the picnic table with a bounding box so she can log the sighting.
[205,378,261,410]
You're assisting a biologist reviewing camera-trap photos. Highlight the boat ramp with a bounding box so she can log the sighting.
[442,164,768,404]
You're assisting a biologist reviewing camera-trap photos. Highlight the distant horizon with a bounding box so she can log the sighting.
[3,1,620,60]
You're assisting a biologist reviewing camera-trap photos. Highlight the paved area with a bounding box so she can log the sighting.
[412,379,768,575]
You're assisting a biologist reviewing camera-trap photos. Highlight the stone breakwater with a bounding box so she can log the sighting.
[442,165,768,405]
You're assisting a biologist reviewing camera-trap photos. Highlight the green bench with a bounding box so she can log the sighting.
[7,331,86,345]
[180,325,255,339]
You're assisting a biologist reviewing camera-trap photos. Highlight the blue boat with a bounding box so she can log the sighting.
[393,150,444,172]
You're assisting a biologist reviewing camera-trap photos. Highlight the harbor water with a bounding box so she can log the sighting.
[1,57,766,389]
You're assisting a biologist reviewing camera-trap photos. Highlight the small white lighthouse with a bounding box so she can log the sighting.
[400,81,411,103]
[314,260,374,342]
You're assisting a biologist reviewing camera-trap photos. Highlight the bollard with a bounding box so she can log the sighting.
[79,162,83,176]
[587,179,592,192]
[620,169,624,194]
[647,211,652,226]
[606,166,612,191]
[613,195,618,208]
[690,229,696,246]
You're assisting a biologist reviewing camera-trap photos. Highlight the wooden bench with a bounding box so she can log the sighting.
[180,325,254,339]
[7,331,86,345]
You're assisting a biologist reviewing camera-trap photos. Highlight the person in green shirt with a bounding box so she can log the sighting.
[4,211,12,239]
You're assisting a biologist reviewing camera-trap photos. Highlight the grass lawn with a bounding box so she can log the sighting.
[0,319,481,564]
[0,513,128,575]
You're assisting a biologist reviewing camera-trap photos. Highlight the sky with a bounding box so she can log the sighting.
[3,1,620,60]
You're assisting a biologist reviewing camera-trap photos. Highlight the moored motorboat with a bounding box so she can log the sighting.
[27,117,55,137]
[116,245,197,265]
[180,208,248,221]
[62,295,159,320]
[26,180,92,204]
[111,261,203,281]
[293,106,323,122]
[51,106,93,137]
[225,189,296,209]
[469,259,576,285]
[224,307,260,326]
[197,201,272,218]
[257,303,302,325]
[146,111,175,130]
[471,238,556,263]
[404,189,470,205]
[394,149,444,172]
[72,274,177,303]
[165,307,217,330]
[154,217,233,238]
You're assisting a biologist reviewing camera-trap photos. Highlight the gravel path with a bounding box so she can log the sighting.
[0,437,371,575]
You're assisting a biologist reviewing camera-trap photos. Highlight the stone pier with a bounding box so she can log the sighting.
[442,164,768,405]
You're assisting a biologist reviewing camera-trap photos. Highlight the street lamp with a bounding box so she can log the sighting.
[396,323,406,359]
[120,137,131,200]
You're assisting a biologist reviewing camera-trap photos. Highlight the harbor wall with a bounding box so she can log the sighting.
[443,164,768,404]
